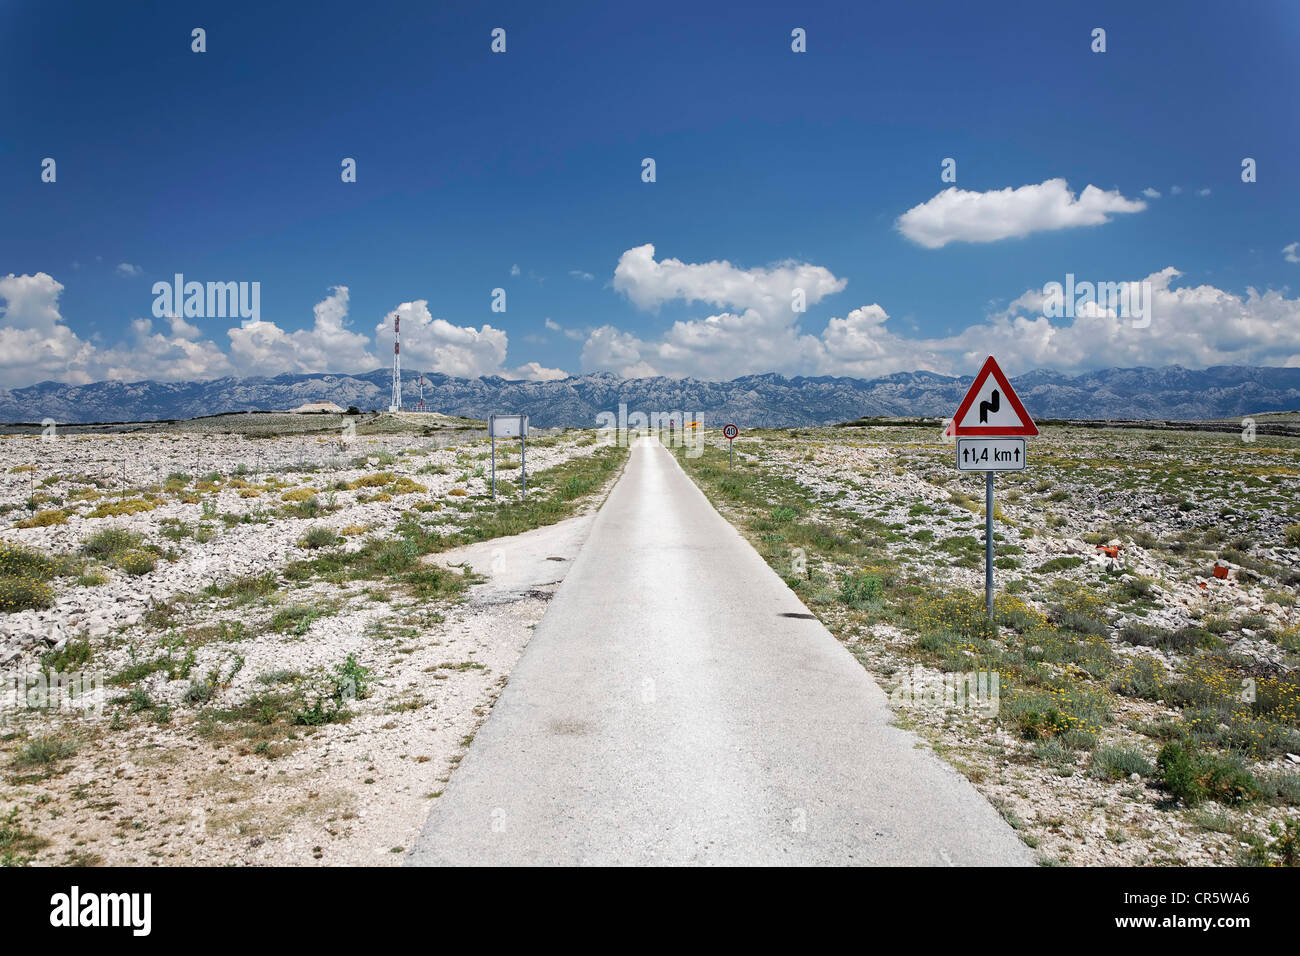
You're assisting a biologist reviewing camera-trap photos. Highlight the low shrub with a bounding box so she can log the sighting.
[16,509,68,528]
[839,574,883,608]
[1156,742,1257,807]
[0,541,56,612]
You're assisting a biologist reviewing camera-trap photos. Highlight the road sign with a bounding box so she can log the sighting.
[957,438,1026,471]
[945,356,1038,437]
[945,356,1038,623]
[722,423,739,469]
[489,414,527,438]
[488,413,529,500]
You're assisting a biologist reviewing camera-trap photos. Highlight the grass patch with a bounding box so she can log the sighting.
[79,527,141,560]
[0,807,50,865]
[15,508,68,528]
[0,541,56,612]
[11,734,78,776]
[299,526,342,549]
[1089,744,1154,780]
[1037,556,1084,573]
[270,602,335,636]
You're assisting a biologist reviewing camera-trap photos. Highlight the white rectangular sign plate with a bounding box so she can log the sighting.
[490,414,527,438]
[957,438,1026,471]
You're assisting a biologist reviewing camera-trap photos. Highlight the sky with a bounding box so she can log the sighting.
[2,0,1298,388]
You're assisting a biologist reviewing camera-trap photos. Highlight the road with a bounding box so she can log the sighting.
[409,438,1032,866]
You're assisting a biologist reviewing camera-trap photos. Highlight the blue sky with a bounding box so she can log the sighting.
[2,0,1298,387]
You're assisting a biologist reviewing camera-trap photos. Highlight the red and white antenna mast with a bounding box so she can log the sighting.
[388,314,402,412]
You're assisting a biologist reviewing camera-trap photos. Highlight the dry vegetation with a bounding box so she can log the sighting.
[676,421,1300,866]
[0,415,624,866]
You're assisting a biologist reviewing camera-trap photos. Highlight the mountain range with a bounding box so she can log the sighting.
[2,366,1298,427]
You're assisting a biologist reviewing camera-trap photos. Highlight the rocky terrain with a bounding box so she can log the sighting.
[675,422,1300,865]
[4,410,1298,867]
[3,365,1299,427]
[0,418,625,865]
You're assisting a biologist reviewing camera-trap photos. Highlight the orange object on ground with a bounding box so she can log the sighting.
[1213,564,1229,579]
[1097,545,1120,558]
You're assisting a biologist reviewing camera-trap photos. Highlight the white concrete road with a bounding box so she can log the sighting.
[409,438,1032,866]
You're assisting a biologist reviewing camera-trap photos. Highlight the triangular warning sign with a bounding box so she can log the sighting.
[945,356,1038,437]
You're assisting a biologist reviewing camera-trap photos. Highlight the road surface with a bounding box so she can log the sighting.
[409,438,1032,865]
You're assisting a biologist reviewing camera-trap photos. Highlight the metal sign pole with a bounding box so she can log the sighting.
[985,471,995,620]
[729,438,733,469]
[521,434,527,499]
[491,421,496,501]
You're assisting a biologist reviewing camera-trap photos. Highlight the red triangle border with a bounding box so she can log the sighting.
[945,355,1039,437]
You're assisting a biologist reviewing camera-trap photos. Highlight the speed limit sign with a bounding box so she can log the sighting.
[722,423,739,468]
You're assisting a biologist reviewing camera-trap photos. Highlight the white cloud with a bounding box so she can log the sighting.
[0,273,97,386]
[612,243,846,313]
[0,272,233,387]
[377,302,570,380]
[581,246,1300,381]
[545,317,586,341]
[510,264,520,277]
[590,244,853,379]
[569,270,594,281]
[1284,242,1300,263]
[1170,185,1184,195]
[581,326,653,378]
[896,179,1147,249]
[96,315,235,382]
[371,300,509,379]
[942,267,1300,371]
[1197,187,1212,197]
[1142,187,1161,199]
[506,361,568,382]
[229,286,376,376]
[115,262,143,277]
[1,275,564,387]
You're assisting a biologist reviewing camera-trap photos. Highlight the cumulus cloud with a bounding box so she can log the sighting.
[612,243,846,314]
[896,178,1147,249]
[0,273,97,386]
[115,262,143,277]
[506,361,569,382]
[0,276,564,387]
[1142,187,1161,199]
[580,246,1300,381]
[592,245,851,379]
[510,264,520,277]
[0,272,234,387]
[1284,242,1300,263]
[581,326,660,378]
[569,270,594,281]
[372,300,556,380]
[1197,188,1212,197]
[96,315,235,382]
[229,286,377,376]
[935,268,1300,371]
